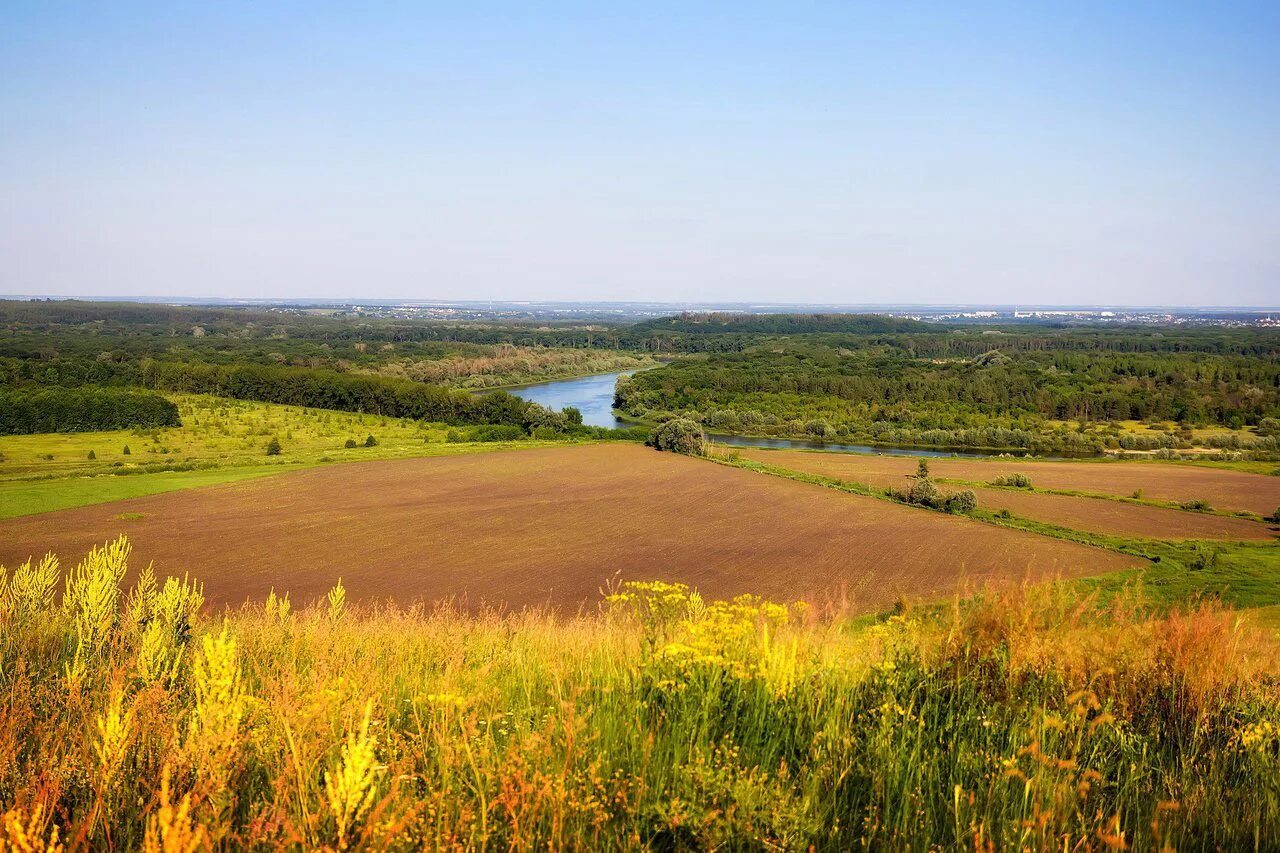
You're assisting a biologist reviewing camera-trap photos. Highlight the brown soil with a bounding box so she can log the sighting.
[0,444,1140,613]
[736,448,1280,520]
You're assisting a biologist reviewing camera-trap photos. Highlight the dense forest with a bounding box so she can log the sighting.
[0,386,180,434]
[616,339,1280,453]
[4,300,1279,453]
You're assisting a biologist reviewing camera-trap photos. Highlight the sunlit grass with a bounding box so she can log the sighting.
[0,394,565,518]
[2,538,1278,849]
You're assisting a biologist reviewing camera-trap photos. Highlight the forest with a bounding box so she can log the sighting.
[4,300,1279,453]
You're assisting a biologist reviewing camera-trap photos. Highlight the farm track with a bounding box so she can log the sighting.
[0,444,1140,612]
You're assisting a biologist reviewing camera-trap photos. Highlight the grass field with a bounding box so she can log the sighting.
[1,537,1277,849]
[0,394,565,519]
[0,444,1139,611]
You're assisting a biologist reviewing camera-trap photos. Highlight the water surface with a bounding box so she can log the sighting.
[508,371,1082,459]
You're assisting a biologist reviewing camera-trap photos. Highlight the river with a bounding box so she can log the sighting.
[506,371,1070,459]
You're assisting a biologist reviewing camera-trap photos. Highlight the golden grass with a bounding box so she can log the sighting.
[1,538,1279,849]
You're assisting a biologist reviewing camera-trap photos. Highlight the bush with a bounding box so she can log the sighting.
[991,473,1032,488]
[1180,499,1213,512]
[944,490,978,513]
[1271,506,1280,523]
[344,438,358,448]
[265,436,282,456]
[364,434,378,447]
[122,445,131,455]
[473,424,526,443]
[907,478,939,506]
[648,419,706,455]
[87,450,96,460]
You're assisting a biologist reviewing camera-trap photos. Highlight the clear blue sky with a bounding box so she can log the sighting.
[2,1,1277,305]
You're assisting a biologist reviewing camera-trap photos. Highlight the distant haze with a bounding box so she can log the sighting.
[2,3,1277,305]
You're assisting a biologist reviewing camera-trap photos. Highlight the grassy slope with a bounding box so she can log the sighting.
[0,393,565,519]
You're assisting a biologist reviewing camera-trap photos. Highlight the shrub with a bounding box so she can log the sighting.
[1271,506,1280,523]
[474,424,526,443]
[944,490,978,513]
[265,437,282,456]
[1180,498,1213,512]
[991,473,1032,488]
[364,435,378,448]
[87,450,96,460]
[907,478,939,506]
[122,445,131,455]
[915,458,930,478]
[344,438,358,449]
[647,419,706,455]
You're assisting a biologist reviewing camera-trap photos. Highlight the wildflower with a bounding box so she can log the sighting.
[328,579,347,622]
[143,765,208,853]
[63,536,131,655]
[186,623,248,774]
[325,699,384,849]
[6,553,60,620]
[95,684,136,788]
[0,803,63,852]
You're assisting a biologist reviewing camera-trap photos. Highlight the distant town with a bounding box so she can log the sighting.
[11,295,1280,327]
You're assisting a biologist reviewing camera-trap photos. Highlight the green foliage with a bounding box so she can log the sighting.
[265,436,282,456]
[344,438,357,448]
[363,434,378,447]
[1180,499,1213,512]
[0,386,181,435]
[648,418,706,455]
[992,473,1033,488]
[473,424,526,442]
[945,489,978,513]
[616,333,1280,452]
[87,449,96,460]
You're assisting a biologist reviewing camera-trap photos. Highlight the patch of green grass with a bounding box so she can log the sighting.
[0,393,578,518]
[0,465,291,519]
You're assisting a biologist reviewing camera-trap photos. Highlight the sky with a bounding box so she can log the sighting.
[1,2,1277,306]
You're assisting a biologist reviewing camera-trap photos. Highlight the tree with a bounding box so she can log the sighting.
[266,436,282,456]
[916,458,930,479]
[648,419,706,455]
[87,449,96,460]
[344,438,358,448]
[364,434,378,447]
[563,406,584,426]
[122,445,131,455]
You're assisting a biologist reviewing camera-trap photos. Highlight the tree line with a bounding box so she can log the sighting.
[0,386,181,435]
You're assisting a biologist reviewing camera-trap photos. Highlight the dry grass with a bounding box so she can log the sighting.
[1,538,1278,849]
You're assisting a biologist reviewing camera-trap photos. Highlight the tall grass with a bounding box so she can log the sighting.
[1,539,1278,849]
